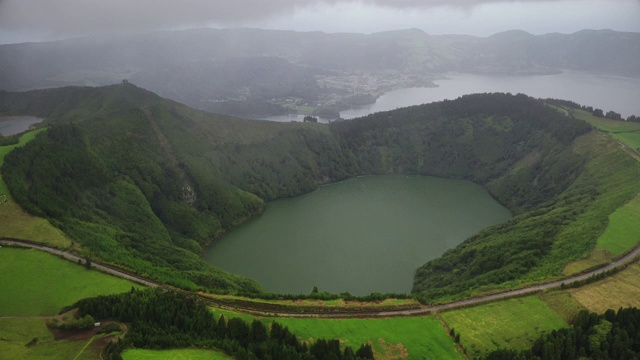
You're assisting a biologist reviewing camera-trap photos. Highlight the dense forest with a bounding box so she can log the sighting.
[2,84,639,301]
[72,288,373,360]
[485,307,640,360]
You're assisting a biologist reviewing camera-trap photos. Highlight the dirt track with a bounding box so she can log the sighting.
[2,238,639,318]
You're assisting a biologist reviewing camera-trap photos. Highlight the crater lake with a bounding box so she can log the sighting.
[204,175,512,295]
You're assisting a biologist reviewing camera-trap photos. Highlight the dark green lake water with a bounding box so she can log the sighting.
[204,175,511,295]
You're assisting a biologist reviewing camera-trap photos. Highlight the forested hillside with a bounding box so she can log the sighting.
[2,84,637,301]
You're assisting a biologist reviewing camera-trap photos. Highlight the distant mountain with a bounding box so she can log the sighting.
[0,28,638,116]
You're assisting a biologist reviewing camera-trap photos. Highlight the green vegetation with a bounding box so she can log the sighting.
[0,199,72,247]
[0,247,141,316]
[569,263,640,313]
[413,130,640,301]
[74,288,373,360]
[122,348,233,360]
[485,307,640,360]
[0,128,45,196]
[48,314,96,331]
[202,293,420,314]
[0,129,72,246]
[596,193,640,255]
[211,309,464,360]
[262,315,462,360]
[574,108,640,149]
[0,318,107,360]
[2,85,639,304]
[440,296,568,358]
[539,291,586,324]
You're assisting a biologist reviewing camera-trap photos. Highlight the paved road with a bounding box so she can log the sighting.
[3,238,639,318]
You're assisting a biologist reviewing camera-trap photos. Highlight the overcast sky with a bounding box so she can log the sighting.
[1,0,639,44]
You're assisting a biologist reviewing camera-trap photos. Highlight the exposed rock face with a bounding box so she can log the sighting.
[182,184,196,206]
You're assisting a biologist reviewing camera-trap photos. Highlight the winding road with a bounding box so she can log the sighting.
[2,237,639,318]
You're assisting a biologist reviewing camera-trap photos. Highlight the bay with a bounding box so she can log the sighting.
[341,72,640,119]
[0,116,43,136]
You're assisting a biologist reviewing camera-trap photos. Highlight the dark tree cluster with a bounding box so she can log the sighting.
[73,288,374,360]
[485,308,640,360]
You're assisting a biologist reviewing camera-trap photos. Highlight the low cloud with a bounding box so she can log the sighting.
[0,0,608,37]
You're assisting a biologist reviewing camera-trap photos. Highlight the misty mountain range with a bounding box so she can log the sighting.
[1,28,638,117]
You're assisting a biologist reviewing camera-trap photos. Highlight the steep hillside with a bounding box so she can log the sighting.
[0,84,352,292]
[2,84,637,301]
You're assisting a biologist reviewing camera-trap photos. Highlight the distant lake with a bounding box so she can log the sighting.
[341,72,640,119]
[204,175,511,295]
[258,72,640,123]
[0,116,42,136]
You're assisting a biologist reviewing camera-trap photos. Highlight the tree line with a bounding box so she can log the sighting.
[73,288,374,360]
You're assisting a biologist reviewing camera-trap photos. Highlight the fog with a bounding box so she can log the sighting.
[0,0,639,120]
[1,0,639,43]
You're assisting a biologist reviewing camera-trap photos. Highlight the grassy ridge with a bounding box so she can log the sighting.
[575,108,640,149]
[0,129,72,247]
[0,247,142,316]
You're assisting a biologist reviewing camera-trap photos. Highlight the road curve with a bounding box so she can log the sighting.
[2,238,639,318]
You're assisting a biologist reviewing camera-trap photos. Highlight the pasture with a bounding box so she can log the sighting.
[0,247,142,316]
[439,296,567,359]
[211,309,464,360]
[569,262,640,313]
[596,192,640,255]
[0,318,106,360]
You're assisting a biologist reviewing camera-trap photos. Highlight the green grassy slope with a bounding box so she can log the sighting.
[441,296,567,358]
[0,247,142,316]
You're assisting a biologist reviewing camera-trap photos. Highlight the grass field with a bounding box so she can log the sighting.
[122,349,233,360]
[0,128,72,248]
[440,296,568,359]
[573,109,640,149]
[0,247,142,316]
[563,248,613,275]
[569,262,640,313]
[538,291,586,323]
[212,309,464,360]
[596,192,640,255]
[0,318,105,360]
[0,199,72,247]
